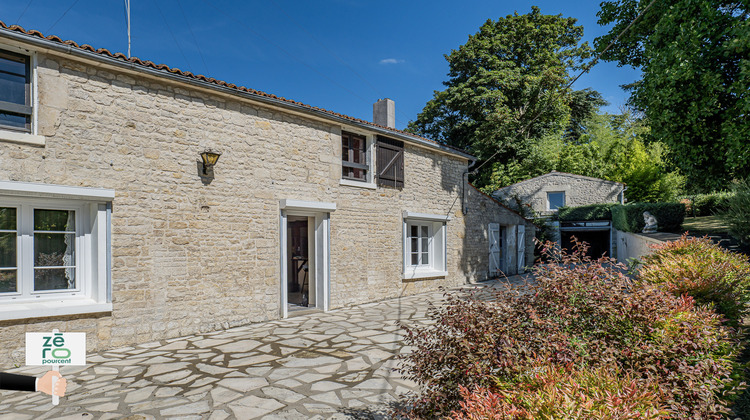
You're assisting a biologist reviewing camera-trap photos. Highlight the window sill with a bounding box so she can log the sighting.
[339,179,377,190]
[0,129,46,147]
[0,299,112,321]
[403,268,448,280]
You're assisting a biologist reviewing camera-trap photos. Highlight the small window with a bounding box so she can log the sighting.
[547,191,566,211]
[408,224,431,266]
[0,49,32,133]
[403,216,447,279]
[342,131,369,182]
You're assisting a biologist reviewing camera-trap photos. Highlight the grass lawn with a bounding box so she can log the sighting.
[681,215,729,234]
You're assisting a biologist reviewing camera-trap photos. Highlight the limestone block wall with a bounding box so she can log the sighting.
[494,172,623,217]
[463,185,535,280]
[0,50,482,366]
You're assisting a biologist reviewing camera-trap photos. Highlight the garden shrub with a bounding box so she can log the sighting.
[397,240,740,418]
[722,179,750,245]
[451,365,665,419]
[639,234,750,327]
[681,191,734,217]
[611,202,685,233]
[557,203,618,221]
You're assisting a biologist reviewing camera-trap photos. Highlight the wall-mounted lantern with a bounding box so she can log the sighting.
[200,150,221,175]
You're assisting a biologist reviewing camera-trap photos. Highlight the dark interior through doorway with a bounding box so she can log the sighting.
[287,216,314,310]
[561,230,611,259]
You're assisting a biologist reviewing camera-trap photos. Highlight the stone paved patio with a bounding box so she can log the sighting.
[0,276,528,419]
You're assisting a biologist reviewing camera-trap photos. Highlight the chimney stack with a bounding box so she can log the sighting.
[373,98,395,128]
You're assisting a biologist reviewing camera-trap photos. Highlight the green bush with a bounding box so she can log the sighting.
[639,234,750,327]
[681,191,734,217]
[722,179,750,245]
[397,240,740,418]
[558,203,618,221]
[611,202,685,233]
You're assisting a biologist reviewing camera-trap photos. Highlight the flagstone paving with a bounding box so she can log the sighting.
[0,276,528,419]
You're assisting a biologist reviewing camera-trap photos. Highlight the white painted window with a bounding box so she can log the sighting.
[547,191,566,211]
[403,212,447,279]
[407,223,431,267]
[0,182,114,320]
[340,130,376,189]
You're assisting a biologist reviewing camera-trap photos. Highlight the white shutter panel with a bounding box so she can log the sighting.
[517,224,526,274]
[488,223,501,276]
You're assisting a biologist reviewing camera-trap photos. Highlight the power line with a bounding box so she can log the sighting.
[469,0,659,176]
[151,0,194,73]
[268,0,412,126]
[46,0,81,33]
[199,0,376,111]
[15,0,34,25]
[176,0,211,76]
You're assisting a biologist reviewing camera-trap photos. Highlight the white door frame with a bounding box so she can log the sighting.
[279,200,335,318]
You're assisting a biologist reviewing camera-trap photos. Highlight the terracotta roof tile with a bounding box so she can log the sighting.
[0,20,471,157]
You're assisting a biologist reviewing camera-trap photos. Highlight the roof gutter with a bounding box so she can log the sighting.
[1,29,474,161]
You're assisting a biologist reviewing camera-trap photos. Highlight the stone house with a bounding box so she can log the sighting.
[494,171,625,258]
[0,22,533,366]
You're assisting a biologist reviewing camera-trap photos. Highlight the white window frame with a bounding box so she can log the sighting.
[547,191,566,211]
[0,181,113,320]
[0,43,45,147]
[407,222,432,267]
[402,211,448,280]
[339,128,376,190]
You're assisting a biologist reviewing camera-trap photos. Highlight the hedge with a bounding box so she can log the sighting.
[680,191,734,217]
[558,203,618,221]
[612,203,685,233]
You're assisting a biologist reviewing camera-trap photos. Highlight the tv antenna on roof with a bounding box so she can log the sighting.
[124,0,131,58]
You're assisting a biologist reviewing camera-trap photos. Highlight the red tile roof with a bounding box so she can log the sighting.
[0,21,472,158]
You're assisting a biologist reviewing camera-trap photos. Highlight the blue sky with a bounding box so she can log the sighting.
[0,0,640,130]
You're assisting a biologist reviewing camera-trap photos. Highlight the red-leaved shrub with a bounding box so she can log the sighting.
[397,240,741,419]
[638,234,750,327]
[451,365,665,419]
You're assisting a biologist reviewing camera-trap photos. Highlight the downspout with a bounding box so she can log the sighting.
[619,185,628,204]
[462,158,478,215]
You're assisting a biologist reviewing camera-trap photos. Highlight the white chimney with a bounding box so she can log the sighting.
[373,98,395,128]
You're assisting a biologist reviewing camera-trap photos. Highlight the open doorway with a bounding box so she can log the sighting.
[279,199,334,319]
[287,216,316,312]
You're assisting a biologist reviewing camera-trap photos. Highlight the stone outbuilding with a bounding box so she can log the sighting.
[0,22,533,367]
[494,171,625,258]
[493,171,625,217]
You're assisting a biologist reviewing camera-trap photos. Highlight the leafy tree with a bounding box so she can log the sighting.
[406,7,597,188]
[487,112,684,202]
[595,0,750,192]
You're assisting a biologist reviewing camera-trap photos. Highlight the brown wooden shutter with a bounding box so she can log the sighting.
[376,136,404,189]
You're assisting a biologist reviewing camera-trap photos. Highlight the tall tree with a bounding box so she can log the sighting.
[489,112,685,202]
[406,7,598,190]
[596,0,750,192]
